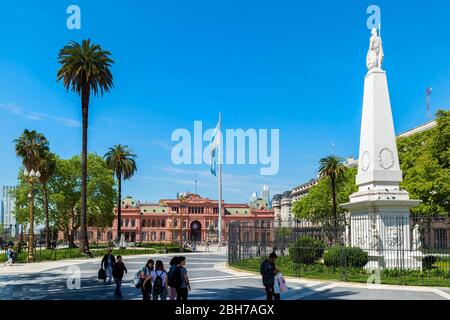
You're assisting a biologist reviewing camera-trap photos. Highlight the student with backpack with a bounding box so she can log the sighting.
[141,259,154,300]
[173,256,191,300]
[167,256,179,300]
[151,260,168,300]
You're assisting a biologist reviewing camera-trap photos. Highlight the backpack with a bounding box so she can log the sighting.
[171,267,183,289]
[133,271,143,288]
[153,271,164,294]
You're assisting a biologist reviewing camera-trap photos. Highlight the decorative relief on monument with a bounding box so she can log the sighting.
[353,225,367,248]
[378,147,394,169]
[361,151,371,172]
[385,226,404,248]
[368,223,380,249]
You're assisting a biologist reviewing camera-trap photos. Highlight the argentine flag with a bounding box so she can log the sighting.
[210,118,221,176]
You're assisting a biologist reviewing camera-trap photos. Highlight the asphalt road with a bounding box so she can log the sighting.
[0,252,448,300]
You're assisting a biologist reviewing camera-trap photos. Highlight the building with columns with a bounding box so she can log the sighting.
[85,191,274,244]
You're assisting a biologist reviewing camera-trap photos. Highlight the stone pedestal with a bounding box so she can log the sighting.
[342,199,422,270]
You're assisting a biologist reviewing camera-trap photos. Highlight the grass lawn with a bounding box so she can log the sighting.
[231,256,450,287]
[0,245,187,263]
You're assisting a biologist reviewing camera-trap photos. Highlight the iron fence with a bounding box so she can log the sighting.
[228,215,450,287]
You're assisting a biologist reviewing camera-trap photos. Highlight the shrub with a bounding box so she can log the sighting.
[289,236,325,264]
[323,246,368,268]
[422,255,437,270]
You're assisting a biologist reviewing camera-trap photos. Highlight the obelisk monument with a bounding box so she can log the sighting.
[342,28,422,269]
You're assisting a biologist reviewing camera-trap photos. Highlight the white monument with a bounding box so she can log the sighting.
[341,28,422,270]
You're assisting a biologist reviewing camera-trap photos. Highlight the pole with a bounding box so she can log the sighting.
[218,112,223,250]
[28,179,34,262]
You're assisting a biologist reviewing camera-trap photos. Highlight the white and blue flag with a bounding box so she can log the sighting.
[210,117,221,176]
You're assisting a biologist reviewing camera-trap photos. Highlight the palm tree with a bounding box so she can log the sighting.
[318,155,347,243]
[57,39,114,253]
[14,129,49,260]
[104,145,137,241]
[38,151,57,249]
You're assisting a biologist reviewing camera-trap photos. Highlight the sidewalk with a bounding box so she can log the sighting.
[0,250,224,275]
[226,263,450,300]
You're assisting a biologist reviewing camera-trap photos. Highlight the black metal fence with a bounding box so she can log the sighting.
[228,215,450,287]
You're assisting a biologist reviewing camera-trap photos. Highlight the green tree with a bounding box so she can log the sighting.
[57,40,114,253]
[104,145,137,240]
[49,154,116,248]
[397,110,450,216]
[318,155,347,242]
[38,151,57,249]
[12,154,116,248]
[292,167,357,242]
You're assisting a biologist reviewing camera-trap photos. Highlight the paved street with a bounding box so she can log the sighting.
[0,252,449,300]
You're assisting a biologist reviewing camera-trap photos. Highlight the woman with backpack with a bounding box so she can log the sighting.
[167,256,179,300]
[151,260,168,300]
[141,259,154,300]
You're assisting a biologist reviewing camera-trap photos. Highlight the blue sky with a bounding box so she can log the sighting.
[0,0,449,203]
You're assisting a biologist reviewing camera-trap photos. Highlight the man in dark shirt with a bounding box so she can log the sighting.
[112,255,127,298]
[260,252,277,300]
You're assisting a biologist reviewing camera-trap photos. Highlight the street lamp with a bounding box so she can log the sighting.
[23,168,41,262]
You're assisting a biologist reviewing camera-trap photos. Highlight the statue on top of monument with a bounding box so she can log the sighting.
[366,27,384,72]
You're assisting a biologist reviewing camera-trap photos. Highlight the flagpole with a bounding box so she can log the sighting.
[218,112,223,251]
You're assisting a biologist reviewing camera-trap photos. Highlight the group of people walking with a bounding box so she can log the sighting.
[100,250,191,300]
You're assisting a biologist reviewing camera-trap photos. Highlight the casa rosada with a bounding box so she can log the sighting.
[60,193,275,244]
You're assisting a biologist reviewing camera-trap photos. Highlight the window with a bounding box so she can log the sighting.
[97,232,102,240]
[161,219,166,227]
[88,231,94,240]
[125,219,129,227]
[157,220,161,227]
[142,220,146,227]
[141,232,147,241]
[151,232,157,241]
[152,220,156,228]
[213,207,219,214]
[160,232,166,241]
[434,229,448,249]
[174,219,178,227]
[131,219,135,227]
[107,231,113,240]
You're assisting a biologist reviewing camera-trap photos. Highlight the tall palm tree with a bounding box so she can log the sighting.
[38,151,57,249]
[104,145,137,240]
[14,129,49,260]
[318,155,347,242]
[57,39,114,253]
[14,129,49,172]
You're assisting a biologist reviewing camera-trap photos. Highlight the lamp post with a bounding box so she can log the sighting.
[23,168,41,262]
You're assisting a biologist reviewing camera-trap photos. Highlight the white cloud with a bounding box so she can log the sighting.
[0,103,80,127]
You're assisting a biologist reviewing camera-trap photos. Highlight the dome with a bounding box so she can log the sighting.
[121,196,138,209]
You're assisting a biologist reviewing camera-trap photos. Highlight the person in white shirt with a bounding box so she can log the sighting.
[273,269,287,300]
